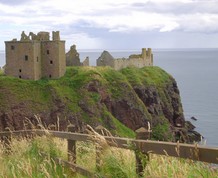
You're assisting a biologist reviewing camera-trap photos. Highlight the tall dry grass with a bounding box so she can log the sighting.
[144,154,218,178]
[0,123,217,178]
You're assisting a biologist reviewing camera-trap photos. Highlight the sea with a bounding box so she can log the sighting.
[1,49,218,147]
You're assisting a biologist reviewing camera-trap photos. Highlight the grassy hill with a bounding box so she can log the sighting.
[0,66,197,142]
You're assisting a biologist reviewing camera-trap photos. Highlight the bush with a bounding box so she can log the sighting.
[152,120,173,141]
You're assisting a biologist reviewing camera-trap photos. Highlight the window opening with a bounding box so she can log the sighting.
[19,69,22,72]
[11,46,15,50]
[25,55,28,61]
[50,60,53,64]
[47,50,49,54]
[19,75,22,78]
[49,74,52,78]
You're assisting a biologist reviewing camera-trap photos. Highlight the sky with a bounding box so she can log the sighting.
[0,0,218,50]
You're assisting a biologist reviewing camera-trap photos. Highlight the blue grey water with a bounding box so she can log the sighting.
[154,49,218,147]
[80,49,218,147]
[1,49,218,147]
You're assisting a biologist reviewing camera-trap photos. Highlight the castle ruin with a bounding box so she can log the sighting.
[4,31,153,80]
[66,44,89,67]
[97,48,153,70]
[5,31,66,80]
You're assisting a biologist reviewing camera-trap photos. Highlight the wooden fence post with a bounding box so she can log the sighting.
[135,127,152,177]
[67,124,76,163]
[3,127,12,154]
[95,125,104,171]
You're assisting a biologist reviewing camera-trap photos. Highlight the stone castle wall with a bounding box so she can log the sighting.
[33,42,42,80]
[96,50,115,67]
[41,41,65,78]
[5,41,42,80]
[66,44,89,67]
[82,57,89,66]
[97,48,153,70]
[66,45,81,66]
[5,31,66,80]
[58,41,67,76]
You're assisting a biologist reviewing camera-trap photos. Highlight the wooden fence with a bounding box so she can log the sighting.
[0,127,217,177]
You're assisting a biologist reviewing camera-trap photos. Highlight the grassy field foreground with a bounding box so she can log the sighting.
[0,132,217,178]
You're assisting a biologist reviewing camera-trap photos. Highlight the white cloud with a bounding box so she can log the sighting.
[63,33,103,50]
[0,0,217,33]
[83,12,180,32]
[0,0,218,49]
[178,13,218,33]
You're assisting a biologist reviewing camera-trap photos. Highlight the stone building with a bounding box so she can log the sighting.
[97,48,153,70]
[66,44,89,67]
[5,31,66,80]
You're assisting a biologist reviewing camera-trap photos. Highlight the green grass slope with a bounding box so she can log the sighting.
[0,66,183,140]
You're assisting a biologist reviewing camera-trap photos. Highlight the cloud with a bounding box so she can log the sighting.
[132,1,218,14]
[0,0,29,5]
[178,13,218,33]
[82,12,180,33]
[0,0,217,33]
[63,33,103,50]
[0,0,218,50]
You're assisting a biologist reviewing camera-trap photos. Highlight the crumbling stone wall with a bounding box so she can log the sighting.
[66,45,81,66]
[66,44,89,67]
[82,57,89,66]
[97,48,153,70]
[96,50,115,68]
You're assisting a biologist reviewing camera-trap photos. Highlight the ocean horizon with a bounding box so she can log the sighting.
[1,48,218,67]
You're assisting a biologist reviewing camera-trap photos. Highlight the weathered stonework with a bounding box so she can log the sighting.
[66,45,81,66]
[82,57,89,66]
[97,48,153,70]
[66,44,89,67]
[5,31,66,80]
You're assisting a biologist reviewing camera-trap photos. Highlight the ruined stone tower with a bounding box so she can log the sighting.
[66,44,90,66]
[66,45,81,66]
[5,31,66,80]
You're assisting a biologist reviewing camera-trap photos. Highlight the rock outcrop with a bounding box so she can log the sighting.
[0,66,201,142]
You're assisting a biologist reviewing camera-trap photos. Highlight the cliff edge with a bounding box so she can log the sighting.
[0,66,200,142]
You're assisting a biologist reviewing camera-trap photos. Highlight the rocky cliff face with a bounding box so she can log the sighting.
[0,66,200,142]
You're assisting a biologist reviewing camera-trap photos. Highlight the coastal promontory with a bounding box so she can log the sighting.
[0,66,200,142]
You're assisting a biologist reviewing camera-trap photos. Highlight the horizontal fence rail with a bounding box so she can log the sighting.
[40,152,97,178]
[0,129,217,164]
